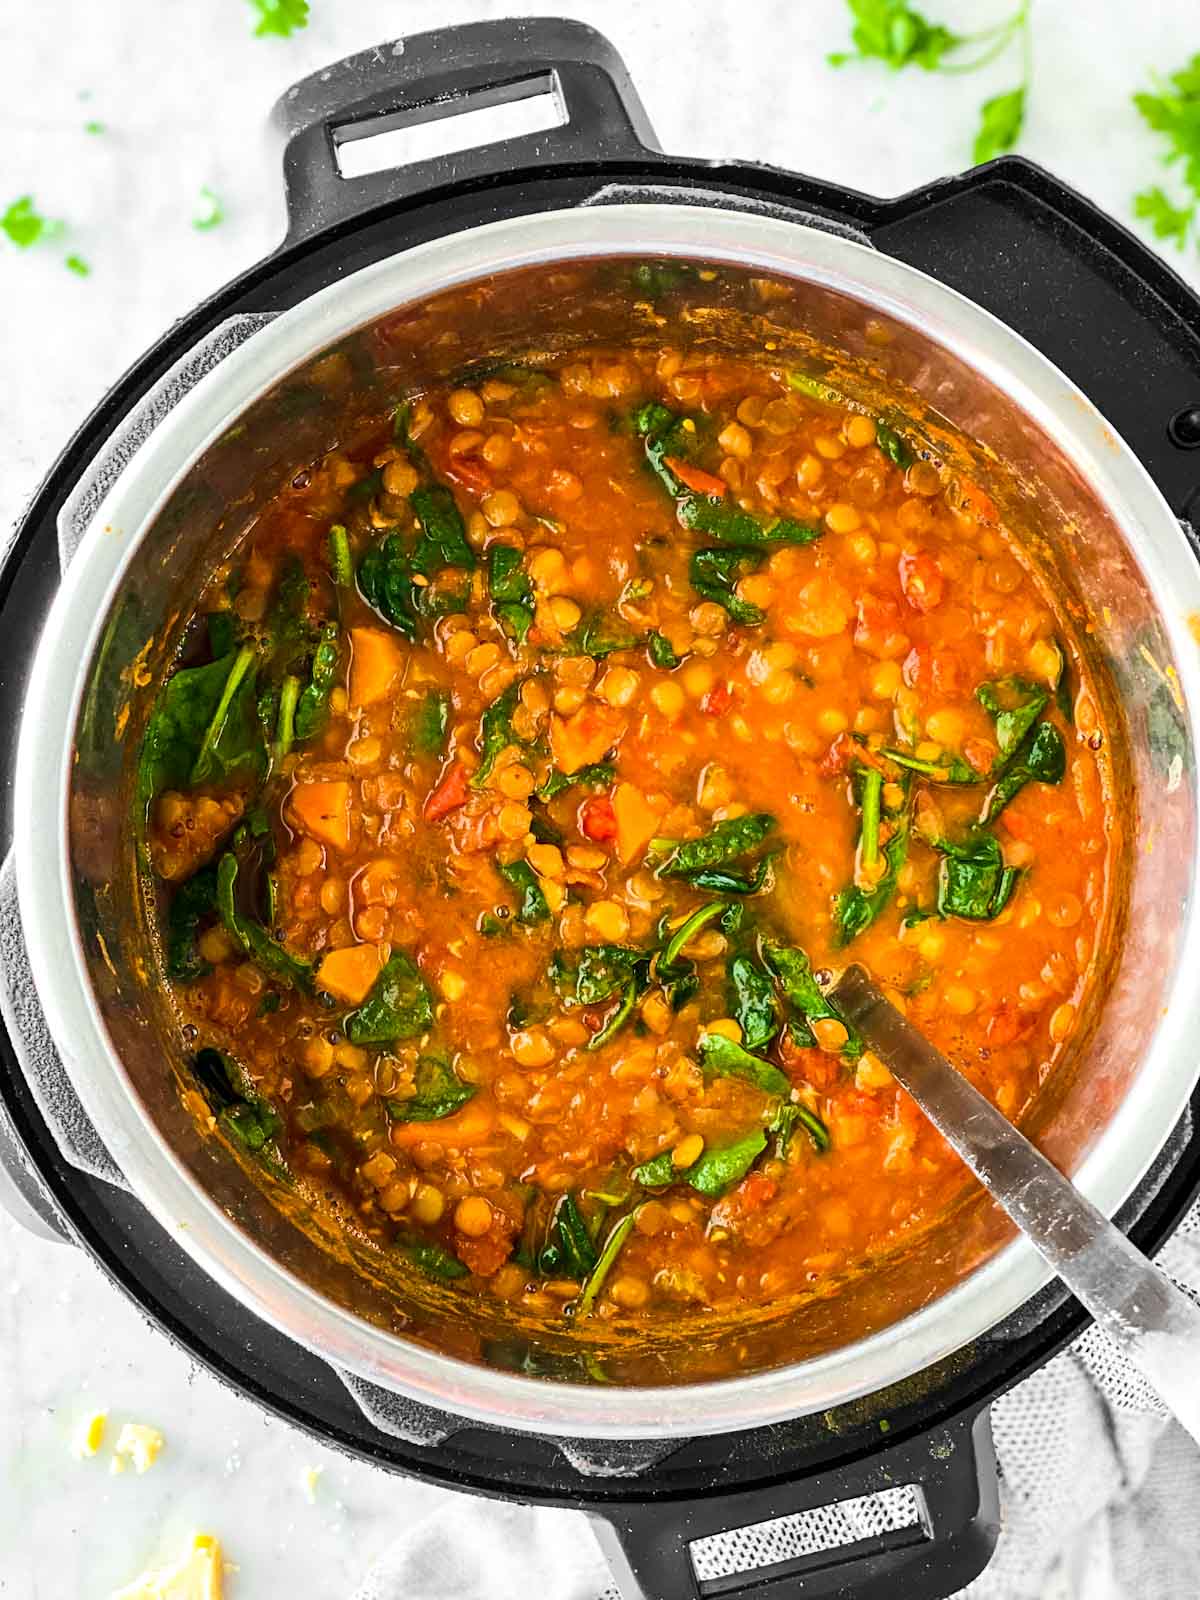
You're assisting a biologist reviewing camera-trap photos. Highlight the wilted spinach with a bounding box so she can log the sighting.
[342,951,434,1044]
[385,1055,477,1123]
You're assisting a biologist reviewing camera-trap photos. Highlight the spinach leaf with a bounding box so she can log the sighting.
[577,1207,642,1314]
[979,721,1067,824]
[647,631,682,669]
[630,1149,677,1188]
[686,1129,769,1197]
[629,260,701,298]
[471,679,523,789]
[1053,642,1073,722]
[976,677,1049,761]
[488,543,534,645]
[726,953,779,1049]
[698,1031,790,1096]
[358,532,470,639]
[681,856,775,895]
[882,745,978,784]
[410,484,476,573]
[193,1046,283,1154]
[568,610,638,658]
[587,976,643,1051]
[165,865,218,981]
[139,652,256,809]
[385,1055,477,1122]
[411,689,451,755]
[875,419,915,470]
[271,675,301,761]
[552,945,648,1006]
[206,611,237,658]
[654,813,776,877]
[658,901,731,970]
[835,816,909,947]
[343,952,434,1044]
[934,831,1022,920]
[496,859,551,926]
[536,762,615,801]
[397,1229,469,1281]
[327,524,353,587]
[771,1099,830,1157]
[540,1193,598,1278]
[634,402,820,548]
[690,546,768,625]
[761,941,862,1057]
[293,622,340,742]
[216,853,313,992]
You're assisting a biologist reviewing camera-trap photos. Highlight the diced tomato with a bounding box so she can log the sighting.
[700,681,734,717]
[779,1037,841,1092]
[579,795,618,842]
[954,478,998,527]
[442,455,491,493]
[711,1170,777,1230]
[964,736,996,775]
[853,594,910,659]
[818,733,851,779]
[423,762,470,822]
[663,456,727,498]
[903,644,962,696]
[999,809,1032,840]
[982,999,1038,1048]
[899,551,945,613]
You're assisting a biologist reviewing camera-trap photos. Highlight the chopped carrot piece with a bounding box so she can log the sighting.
[612,781,658,862]
[389,1099,496,1149]
[290,780,352,852]
[424,761,470,822]
[663,456,727,498]
[349,627,404,710]
[318,943,384,1005]
[549,702,626,774]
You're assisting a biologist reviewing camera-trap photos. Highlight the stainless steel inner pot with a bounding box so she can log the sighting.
[14,204,1200,1438]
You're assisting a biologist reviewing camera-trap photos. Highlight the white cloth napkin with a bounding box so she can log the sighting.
[354,1205,1200,1600]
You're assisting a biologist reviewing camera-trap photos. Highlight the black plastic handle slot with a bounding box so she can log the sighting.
[590,1409,998,1600]
[332,72,565,180]
[271,18,659,246]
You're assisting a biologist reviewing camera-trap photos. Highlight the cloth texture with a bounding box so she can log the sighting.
[354,1203,1200,1600]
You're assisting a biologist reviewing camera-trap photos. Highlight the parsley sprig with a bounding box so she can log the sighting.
[247,0,309,37]
[1132,55,1200,253]
[1,196,88,277]
[830,0,1031,166]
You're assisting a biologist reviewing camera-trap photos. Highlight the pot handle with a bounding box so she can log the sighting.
[272,19,659,248]
[870,156,1200,519]
[589,1407,999,1600]
[0,853,129,1236]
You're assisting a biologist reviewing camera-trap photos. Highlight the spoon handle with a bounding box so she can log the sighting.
[832,964,1200,1446]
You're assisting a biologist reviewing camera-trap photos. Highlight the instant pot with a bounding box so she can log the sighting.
[3,21,1200,1598]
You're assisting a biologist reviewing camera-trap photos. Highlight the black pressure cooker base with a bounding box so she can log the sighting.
[5,20,1200,1600]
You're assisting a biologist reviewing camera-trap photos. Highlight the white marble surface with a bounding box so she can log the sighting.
[2,1,1199,1594]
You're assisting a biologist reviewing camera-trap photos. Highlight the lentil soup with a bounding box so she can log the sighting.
[139,282,1118,1378]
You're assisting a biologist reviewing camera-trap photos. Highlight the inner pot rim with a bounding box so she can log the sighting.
[15,201,1200,1439]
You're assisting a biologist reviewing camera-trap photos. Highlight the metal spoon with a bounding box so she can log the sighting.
[830,963,1200,1445]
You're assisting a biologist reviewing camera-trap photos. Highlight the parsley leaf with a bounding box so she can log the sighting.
[2,195,62,249]
[829,0,961,70]
[193,186,224,231]
[1132,56,1200,252]
[1134,186,1195,247]
[248,0,310,37]
[973,86,1025,165]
